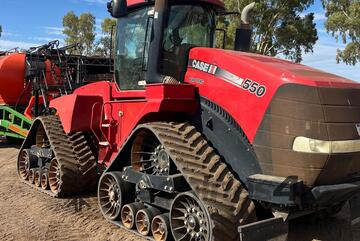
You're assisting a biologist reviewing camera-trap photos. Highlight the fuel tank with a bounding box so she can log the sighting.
[0,53,28,106]
[186,48,360,187]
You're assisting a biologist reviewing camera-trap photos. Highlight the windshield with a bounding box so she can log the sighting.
[114,5,216,90]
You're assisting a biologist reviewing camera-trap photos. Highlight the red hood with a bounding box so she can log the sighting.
[189,48,359,88]
[185,47,360,142]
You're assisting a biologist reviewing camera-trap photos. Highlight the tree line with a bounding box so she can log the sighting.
[220,0,359,64]
[62,11,116,56]
[62,0,359,65]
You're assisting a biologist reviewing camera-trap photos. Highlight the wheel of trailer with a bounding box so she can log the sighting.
[98,172,134,220]
[49,158,62,194]
[18,149,37,180]
[170,192,211,241]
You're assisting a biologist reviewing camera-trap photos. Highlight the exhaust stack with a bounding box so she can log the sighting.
[234,2,256,52]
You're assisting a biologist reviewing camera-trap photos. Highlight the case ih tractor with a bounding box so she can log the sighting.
[17,0,360,240]
[0,41,112,142]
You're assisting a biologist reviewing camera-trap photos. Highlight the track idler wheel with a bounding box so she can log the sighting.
[41,171,49,190]
[18,149,37,180]
[170,192,211,241]
[136,207,161,236]
[98,172,134,221]
[121,202,144,229]
[152,214,171,241]
[49,158,61,194]
[34,169,42,187]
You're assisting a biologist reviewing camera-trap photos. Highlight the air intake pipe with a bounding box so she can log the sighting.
[234,2,256,52]
[146,0,169,84]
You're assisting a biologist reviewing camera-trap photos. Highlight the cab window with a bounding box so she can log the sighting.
[115,8,150,90]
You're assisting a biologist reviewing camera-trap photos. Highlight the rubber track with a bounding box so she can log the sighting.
[19,115,98,197]
[142,122,257,241]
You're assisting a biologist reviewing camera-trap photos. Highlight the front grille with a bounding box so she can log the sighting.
[253,84,360,186]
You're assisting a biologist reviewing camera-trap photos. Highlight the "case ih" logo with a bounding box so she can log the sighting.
[190,60,218,75]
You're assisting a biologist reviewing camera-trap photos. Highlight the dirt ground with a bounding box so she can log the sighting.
[0,140,359,241]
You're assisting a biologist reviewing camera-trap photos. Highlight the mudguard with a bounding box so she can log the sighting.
[50,94,104,134]
[192,97,262,187]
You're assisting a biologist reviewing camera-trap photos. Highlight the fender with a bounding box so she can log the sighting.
[191,97,262,187]
[50,94,104,134]
[49,81,112,134]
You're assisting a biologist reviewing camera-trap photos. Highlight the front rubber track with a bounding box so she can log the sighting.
[135,122,257,241]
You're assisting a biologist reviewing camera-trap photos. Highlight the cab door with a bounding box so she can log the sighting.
[114,7,152,90]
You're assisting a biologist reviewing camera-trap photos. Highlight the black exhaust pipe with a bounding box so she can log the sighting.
[234,2,256,52]
[146,0,169,84]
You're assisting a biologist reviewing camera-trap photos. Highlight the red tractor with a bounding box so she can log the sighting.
[18,0,360,240]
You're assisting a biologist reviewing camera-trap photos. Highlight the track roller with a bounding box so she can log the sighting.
[17,149,37,180]
[136,207,161,236]
[34,169,43,187]
[121,202,144,229]
[41,172,49,190]
[170,192,210,241]
[98,172,134,221]
[28,169,36,184]
[152,214,171,241]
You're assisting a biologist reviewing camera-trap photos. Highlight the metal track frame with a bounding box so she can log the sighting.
[103,122,257,241]
[18,115,98,197]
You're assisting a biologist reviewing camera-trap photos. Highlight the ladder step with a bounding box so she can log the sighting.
[99,141,110,147]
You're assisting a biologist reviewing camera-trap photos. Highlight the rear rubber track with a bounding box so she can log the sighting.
[143,122,257,241]
[19,115,98,197]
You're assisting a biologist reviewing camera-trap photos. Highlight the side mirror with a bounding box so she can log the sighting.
[107,0,127,18]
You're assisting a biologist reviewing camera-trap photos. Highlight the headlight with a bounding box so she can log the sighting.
[292,136,360,154]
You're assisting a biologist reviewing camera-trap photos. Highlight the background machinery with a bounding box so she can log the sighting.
[0,41,112,141]
[17,0,360,240]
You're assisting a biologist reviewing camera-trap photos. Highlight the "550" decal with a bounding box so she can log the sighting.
[241,79,266,97]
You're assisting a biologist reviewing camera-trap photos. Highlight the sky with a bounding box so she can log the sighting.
[0,0,359,81]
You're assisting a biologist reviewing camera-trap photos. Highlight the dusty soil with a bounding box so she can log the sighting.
[0,140,359,241]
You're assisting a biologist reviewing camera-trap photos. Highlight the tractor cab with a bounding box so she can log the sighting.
[108,0,224,90]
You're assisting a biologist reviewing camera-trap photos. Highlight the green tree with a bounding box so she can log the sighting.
[220,0,318,63]
[63,11,96,55]
[322,0,360,65]
[94,18,117,57]
[0,25,2,38]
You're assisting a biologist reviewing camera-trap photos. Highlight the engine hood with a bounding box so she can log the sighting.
[185,48,360,142]
[188,48,358,88]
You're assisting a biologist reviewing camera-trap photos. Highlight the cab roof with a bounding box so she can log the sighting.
[127,0,225,11]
